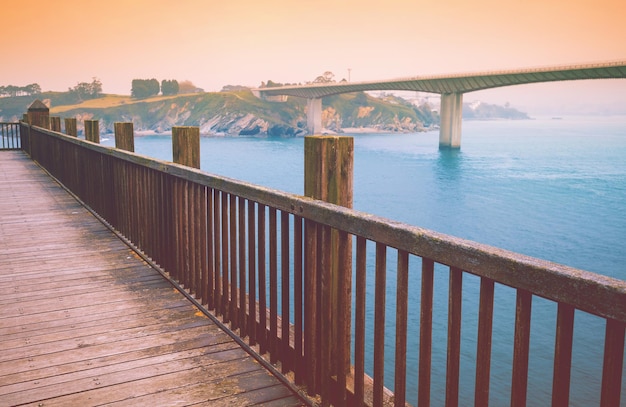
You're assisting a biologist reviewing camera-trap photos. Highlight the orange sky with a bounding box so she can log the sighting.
[2,0,625,113]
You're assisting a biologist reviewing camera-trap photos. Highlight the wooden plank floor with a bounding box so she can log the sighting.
[0,151,307,407]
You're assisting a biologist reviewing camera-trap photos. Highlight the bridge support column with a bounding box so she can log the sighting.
[439,92,463,149]
[307,98,323,135]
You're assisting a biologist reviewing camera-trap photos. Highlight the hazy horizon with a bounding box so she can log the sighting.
[2,0,625,115]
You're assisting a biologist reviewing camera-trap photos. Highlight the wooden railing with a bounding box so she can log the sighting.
[0,122,21,150]
[20,122,626,407]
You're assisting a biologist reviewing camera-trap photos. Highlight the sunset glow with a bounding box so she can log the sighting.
[2,0,625,111]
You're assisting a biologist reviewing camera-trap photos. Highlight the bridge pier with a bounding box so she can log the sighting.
[439,92,463,149]
[307,98,323,135]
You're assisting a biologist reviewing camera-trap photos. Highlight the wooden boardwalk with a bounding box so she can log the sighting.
[0,151,307,407]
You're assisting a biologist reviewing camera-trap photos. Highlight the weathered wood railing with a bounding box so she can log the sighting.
[0,122,21,150]
[18,121,626,407]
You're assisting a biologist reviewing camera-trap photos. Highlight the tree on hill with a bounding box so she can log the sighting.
[259,80,300,88]
[131,79,160,98]
[68,78,102,101]
[0,83,42,97]
[161,79,179,96]
[313,71,335,83]
[178,80,203,94]
[263,80,283,88]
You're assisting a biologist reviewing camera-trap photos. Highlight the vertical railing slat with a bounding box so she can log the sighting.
[183,179,191,286]
[199,185,208,306]
[373,242,387,406]
[121,160,130,242]
[445,267,463,407]
[128,162,135,249]
[394,249,409,407]
[247,200,257,345]
[280,211,290,373]
[258,204,267,354]
[304,219,319,395]
[335,229,351,406]
[137,165,146,253]
[144,167,154,257]
[474,277,495,407]
[552,303,575,407]
[155,170,163,265]
[294,215,304,384]
[116,161,126,242]
[213,190,222,316]
[600,319,625,407]
[269,207,278,363]
[141,166,152,260]
[221,191,229,321]
[229,193,238,329]
[161,173,171,272]
[419,258,435,407]
[143,166,151,253]
[205,187,213,308]
[134,163,144,254]
[187,180,196,294]
[167,174,176,283]
[354,236,367,406]
[194,183,204,300]
[148,168,157,264]
[174,177,183,282]
[179,175,187,285]
[238,196,247,337]
[320,224,332,406]
[511,289,533,407]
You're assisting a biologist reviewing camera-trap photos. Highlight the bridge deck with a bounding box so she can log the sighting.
[0,151,305,407]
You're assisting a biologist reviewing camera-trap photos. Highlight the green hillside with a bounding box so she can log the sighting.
[2,89,530,136]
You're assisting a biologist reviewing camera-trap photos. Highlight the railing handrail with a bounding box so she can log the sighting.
[22,123,626,324]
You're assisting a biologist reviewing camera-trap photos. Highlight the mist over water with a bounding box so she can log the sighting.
[102,116,626,405]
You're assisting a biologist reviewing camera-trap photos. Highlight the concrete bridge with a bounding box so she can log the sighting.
[253,61,626,148]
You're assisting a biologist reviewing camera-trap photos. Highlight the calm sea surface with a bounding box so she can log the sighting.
[102,116,626,405]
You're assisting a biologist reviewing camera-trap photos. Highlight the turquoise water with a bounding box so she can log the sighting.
[101,116,626,405]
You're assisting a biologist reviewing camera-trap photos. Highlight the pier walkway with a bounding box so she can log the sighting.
[0,151,306,406]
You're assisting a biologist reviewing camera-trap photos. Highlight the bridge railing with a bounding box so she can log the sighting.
[20,122,626,407]
[0,122,21,150]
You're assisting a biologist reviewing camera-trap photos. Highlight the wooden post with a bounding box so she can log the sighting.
[84,119,100,143]
[50,116,61,132]
[304,135,354,382]
[114,122,135,152]
[27,100,50,129]
[64,118,77,137]
[172,126,200,168]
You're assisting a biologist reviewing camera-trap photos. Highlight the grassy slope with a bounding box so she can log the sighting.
[325,93,437,128]
[0,90,436,132]
[50,95,181,113]
[48,91,306,128]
